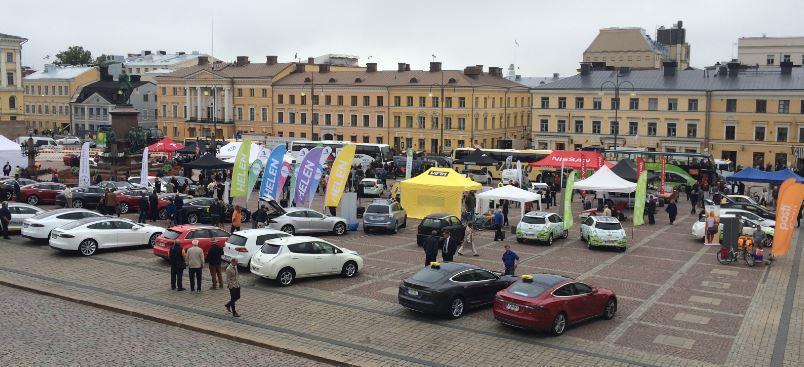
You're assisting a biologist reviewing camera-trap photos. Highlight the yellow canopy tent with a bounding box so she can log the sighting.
[399,167,482,219]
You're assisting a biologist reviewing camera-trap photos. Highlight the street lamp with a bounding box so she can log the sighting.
[599,68,635,150]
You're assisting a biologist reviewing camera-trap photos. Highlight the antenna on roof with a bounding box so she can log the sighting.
[210,16,214,70]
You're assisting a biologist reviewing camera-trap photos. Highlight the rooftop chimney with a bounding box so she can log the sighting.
[366,63,377,72]
[727,62,740,77]
[307,57,315,64]
[717,65,728,77]
[663,61,677,76]
[235,56,250,66]
[397,62,406,72]
[552,72,560,79]
[158,50,166,55]
[318,64,330,73]
[142,50,151,56]
[463,66,482,77]
[405,64,410,71]
[177,51,186,55]
[197,56,209,66]
[580,63,592,76]
[429,62,442,72]
[780,61,793,75]
[295,63,305,73]
[488,67,502,77]
[591,62,607,70]
[266,55,278,65]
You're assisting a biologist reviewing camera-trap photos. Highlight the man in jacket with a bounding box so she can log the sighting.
[441,229,459,262]
[422,230,439,266]
[168,241,186,291]
[104,189,118,216]
[149,191,159,222]
[230,205,242,233]
[0,202,11,239]
[185,240,205,292]
[138,193,149,224]
[207,239,224,289]
[646,196,656,225]
[493,209,504,241]
[174,194,184,225]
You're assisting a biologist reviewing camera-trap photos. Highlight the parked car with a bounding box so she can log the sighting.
[49,217,165,256]
[249,235,363,286]
[721,201,776,220]
[691,214,774,245]
[19,182,66,205]
[97,181,139,192]
[181,197,253,224]
[580,216,627,251]
[268,207,348,236]
[56,136,82,145]
[63,154,97,167]
[359,178,385,197]
[466,169,492,185]
[398,262,517,319]
[113,190,183,216]
[153,225,231,259]
[0,177,38,200]
[363,199,407,233]
[127,176,157,191]
[726,195,759,206]
[719,208,775,227]
[21,208,104,241]
[222,228,292,268]
[493,273,617,336]
[416,213,465,246]
[7,203,45,231]
[515,211,568,245]
[54,186,106,209]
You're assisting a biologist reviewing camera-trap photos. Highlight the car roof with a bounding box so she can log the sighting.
[424,213,454,219]
[524,211,552,218]
[424,262,478,274]
[265,235,328,246]
[168,224,219,232]
[232,228,287,236]
[8,202,41,209]
[591,216,620,223]
[70,216,119,226]
[284,207,311,213]
[523,273,574,287]
[31,208,96,219]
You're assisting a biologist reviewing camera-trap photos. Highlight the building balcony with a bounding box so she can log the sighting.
[186,118,235,124]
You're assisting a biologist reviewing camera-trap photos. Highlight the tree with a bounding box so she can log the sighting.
[55,46,92,66]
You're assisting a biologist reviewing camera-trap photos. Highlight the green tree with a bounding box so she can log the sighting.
[55,46,92,66]
[94,54,110,66]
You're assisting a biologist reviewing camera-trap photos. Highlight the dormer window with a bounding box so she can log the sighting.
[304,77,312,83]
[354,78,363,83]
[409,77,418,83]
[448,78,457,84]
[328,78,336,83]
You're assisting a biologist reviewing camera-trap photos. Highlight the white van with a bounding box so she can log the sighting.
[715,159,735,179]
[16,136,57,148]
[501,169,521,185]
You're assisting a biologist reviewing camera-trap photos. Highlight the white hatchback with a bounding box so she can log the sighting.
[22,208,104,241]
[515,211,567,245]
[580,216,627,251]
[222,228,292,268]
[250,236,363,286]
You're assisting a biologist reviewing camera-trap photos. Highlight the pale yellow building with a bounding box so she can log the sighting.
[22,64,99,132]
[584,21,690,70]
[531,63,804,171]
[0,33,26,121]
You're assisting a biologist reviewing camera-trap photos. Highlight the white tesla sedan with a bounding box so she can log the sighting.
[268,207,348,236]
[250,236,363,286]
[7,203,45,232]
[49,217,165,256]
[21,208,104,241]
[222,228,292,268]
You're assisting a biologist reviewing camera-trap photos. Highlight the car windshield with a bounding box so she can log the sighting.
[360,181,375,187]
[227,234,248,246]
[59,220,95,231]
[261,244,281,254]
[595,222,622,231]
[521,216,546,224]
[508,280,551,298]
[162,229,182,240]
[410,268,448,283]
[421,218,443,228]
[366,205,389,214]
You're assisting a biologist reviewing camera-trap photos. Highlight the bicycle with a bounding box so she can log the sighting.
[716,236,756,267]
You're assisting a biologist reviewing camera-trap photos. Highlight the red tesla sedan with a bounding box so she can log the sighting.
[20,182,66,205]
[153,225,230,259]
[493,273,617,336]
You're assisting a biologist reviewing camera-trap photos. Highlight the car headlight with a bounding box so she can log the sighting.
[59,233,75,238]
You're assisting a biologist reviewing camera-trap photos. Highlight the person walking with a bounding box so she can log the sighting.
[689,188,699,215]
[230,205,242,233]
[149,191,159,222]
[207,239,224,289]
[104,189,118,217]
[138,193,149,224]
[493,208,504,241]
[502,244,519,276]
[185,240,205,292]
[423,230,439,266]
[0,202,11,239]
[457,224,478,256]
[502,200,510,227]
[646,196,656,225]
[210,199,223,229]
[441,229,458,262]
[168,241,186,291]
[225,258,241,317]
[63,186,73,208]
[665,199,678,225]
[2,162,10,177]
[705,211,718,244]
[154,178,162,194]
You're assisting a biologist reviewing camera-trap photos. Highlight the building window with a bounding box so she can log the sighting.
[337,114,344,126]
[362,115,370,127]
[350,114,357,127]
[539,119,548,132]
[300,95,307,105]
[783,54,791,63]
[394,116,401,128]
[261,89,268,98]
[574,97,584,109]
[688,99,698,111]
[458,97,466,108]
[668,98,678,111]
[394,96,401,106]
[686,123,697,138]
[248,107,255,121]
[249,88,255,97]
[161,105,167,117]
[337,95,344,106]
[261,107,268,122]
[592,121,601,134]
[667,122,677,137]
[557,97,566,109]
[432,97,439,108]
[647,122,657,136]
[5,52,12,63]
[628,121,638,135]
[377,96,384,107]
[363,96,370,106]
[8,96,15,110]
[458,118,465,130]
[725,125,735,140]
[325,113,332,125]
[406,116,413,128]
[756,99,767,113]
[289,112,295,124]
[312,95,319,105]
[277,112,283,123]
[406,96,413,106]
[767,54,775,65]
[754,126,765,141]
[610,98,619,110]
[277,94,284,104]
[629,98,639,110]
[574,120,583,133]
[779,100,790,114]
[6,72,13,86]
[418,116,425,129]
[431,117,439,130]
[444,117,452,130]
[289,95,295,104]
[725,99,736,112]
[555,119,565,133]
[800,127,804,143]
[648,98,658,111]
[592,97,602,110]
[350,96,358,106]
[236,107,243,121]
[540,97,549,109]
[325,95,332,105]
[172,105,178,118]
[609,121,619,135]
[777,126,788,142]
[236,88,243,97]
[445,97,452,108]
[300,113,307,125]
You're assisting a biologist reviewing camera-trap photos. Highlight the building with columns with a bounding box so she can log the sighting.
[22,64,99,132]
[70,71,156,136]
[0,32,27,121]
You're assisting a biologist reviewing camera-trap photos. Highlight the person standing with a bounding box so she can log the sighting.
[230,205,242,233]
[210,199,222,229]
[457,224,478,256]
[104,189,118,217]
[185,240,205,292]
[502,244,519,276]
[252,205,267,229]
[174,194,184,225]
[154,178,162,194]
[423,230,439,266]
[138,193,149,224]
[12,176,21,203]
[689,187,699,215]
[168,241,186,291]
[493,208,504,241]
[0,202,11,239]
[207,239,224,289]
[705,211,718,244]
[665,199,678,225]
[149,191,159,222]
[63,186,73,208]
[2,162,10,177]
[441,229,458,262]
[602,204,612,217]
[646,196,656,225]
[225,258,241,317]
[502,200,510,227]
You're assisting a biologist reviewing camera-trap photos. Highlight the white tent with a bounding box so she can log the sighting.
[476,185,543,220]
[573,166,637,193]
[0,135,27,169]
[218,142,266,165]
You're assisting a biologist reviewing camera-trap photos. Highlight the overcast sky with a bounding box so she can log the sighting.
[7,0,804,77]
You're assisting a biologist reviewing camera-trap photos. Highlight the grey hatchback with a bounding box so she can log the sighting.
[363,199,407,233]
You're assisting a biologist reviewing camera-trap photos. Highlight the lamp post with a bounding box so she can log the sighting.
[599,68,635,150]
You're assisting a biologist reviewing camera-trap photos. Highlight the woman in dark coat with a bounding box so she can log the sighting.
[149,192,160,222]
[665,199,678,225]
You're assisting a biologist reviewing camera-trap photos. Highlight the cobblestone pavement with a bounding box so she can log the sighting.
[0,193,800,367]
[0,285,331,367]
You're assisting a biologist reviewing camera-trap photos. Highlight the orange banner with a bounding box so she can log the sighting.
[772,178,804,257]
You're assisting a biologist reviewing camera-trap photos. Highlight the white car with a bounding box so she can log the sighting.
[56,137,82,145]
[21,208,104,241]
[515,211,567,245]
[719,208,775,227]
[128,176,157,191]
[465,170,492,185]
[49,217,165,256]
[359,178,385,197]
[580,216,627,251]
[692,215,774,244]
[727,195,759,206]
[222,228,292,268]
[7,203,45,231]
[250,236,363,286]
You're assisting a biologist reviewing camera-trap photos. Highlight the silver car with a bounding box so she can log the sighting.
[268,207,348,236]
[363,199,407,233]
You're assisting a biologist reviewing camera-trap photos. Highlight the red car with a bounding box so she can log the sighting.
[493,273,617,336]
[20,182,67,205]
[153,225,230,259]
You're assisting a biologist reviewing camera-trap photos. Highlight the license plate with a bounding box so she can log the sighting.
[407,289,419,296]
[506,303,520,311]
[222,255,231,261]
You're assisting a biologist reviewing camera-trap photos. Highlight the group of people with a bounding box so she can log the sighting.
[167,239,241,317]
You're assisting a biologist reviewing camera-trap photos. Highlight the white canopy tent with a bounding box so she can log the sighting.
[0,135,27,169]
[218,142,267,165]
[475,185,543,221]
[573,166,637,193]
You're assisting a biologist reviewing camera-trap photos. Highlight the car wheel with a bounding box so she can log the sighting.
[448,296,465,319]
[546,233,553,246]
[402,217,407,228]
[148,233,160,247]
[603,297,617,320]
[186,213,199,224]
[333,222,346,235]
[73,199,84,208]
[562,229,569,239]
[118,202,129,214]
[392,221,398,234]
[158,208,167,220]
[281,224,295,235]
[78,239,98,256]
[551,312,567,336]
[3,191,12,200]
[26,195,39,205]
[276,268,295,286]
[241,210,250,223]
[341,261,358,278]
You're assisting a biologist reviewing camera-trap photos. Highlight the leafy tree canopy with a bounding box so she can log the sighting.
[55,46,92,66]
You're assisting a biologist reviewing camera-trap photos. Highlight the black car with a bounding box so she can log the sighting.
[416,213,466,246]
[0,177,38,200]
[398,262,517,318]
[181,197,251,224]
[55,186,107,208]
[98,181,139,192]
[721,201,776,220]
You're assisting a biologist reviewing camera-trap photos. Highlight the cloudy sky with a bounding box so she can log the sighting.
[6,0,804,76]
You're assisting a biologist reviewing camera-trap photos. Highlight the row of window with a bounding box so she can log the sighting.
[585,54,657,63]
[24,84,69,96]
[5,51,15,63]
[765,54,804,65]
[24,103,70,116]
[539,96,804,114]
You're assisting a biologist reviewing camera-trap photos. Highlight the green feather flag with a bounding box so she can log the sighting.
[563,170,576,230]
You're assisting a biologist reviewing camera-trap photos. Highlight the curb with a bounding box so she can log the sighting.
[0,279,357,367]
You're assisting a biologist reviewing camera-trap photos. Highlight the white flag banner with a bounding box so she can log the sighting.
[140,147,149,187]
[516,160,523,187]
[78,142,91,188]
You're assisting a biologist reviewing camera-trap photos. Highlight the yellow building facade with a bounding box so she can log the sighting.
[531,64,804,171]
[0,33,26,121]
[22,64,99,131]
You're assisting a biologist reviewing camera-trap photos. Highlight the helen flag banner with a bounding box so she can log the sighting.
[78,142,91,188]
[294,147,324,207]
[139,147,149,187]
[231,139,252,197]
[245,159,263,202]
[562,170,576,230]
[325,144,356,207]
[633,157,647,226]
[260,144,286,198]
[772,178,804,257]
